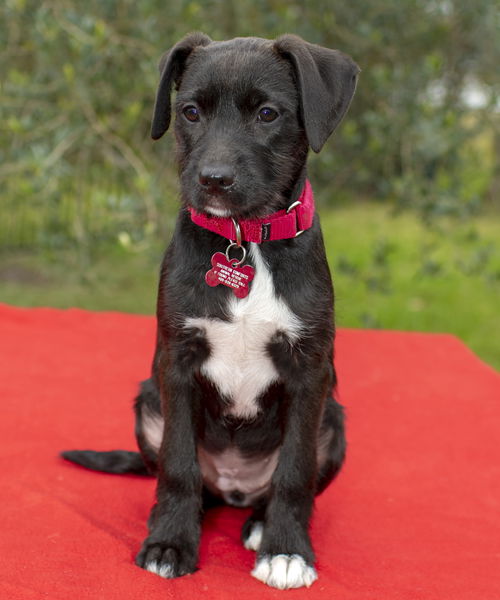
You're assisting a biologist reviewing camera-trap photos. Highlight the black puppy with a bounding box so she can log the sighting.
[63,33,359,590]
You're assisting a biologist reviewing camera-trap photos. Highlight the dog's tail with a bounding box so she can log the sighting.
[60,449,150,475]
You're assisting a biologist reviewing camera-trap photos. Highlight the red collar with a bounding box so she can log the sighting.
[187,179,315,243]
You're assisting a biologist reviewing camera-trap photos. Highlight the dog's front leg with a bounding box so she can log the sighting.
[136,364,203,579]
[252,359,330,589]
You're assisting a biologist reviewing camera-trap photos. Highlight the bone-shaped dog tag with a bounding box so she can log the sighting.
[205,252,255,298]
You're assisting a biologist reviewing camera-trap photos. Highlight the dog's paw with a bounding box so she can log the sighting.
[242,521,264,551]
[252,554,318,589]
[136,542,197,579]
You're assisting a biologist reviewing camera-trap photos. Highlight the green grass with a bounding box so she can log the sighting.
[322,203,500,370]
[1,203,499,370]
[0,244,162,315]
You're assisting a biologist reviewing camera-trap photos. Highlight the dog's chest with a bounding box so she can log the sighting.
[185,244,301,419]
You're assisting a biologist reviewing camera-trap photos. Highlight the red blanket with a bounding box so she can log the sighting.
[1,304,499,599]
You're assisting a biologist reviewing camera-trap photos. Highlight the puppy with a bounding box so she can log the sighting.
[63,33,359,590]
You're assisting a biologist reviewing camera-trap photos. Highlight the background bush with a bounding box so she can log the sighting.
[1,1,499,368]
[2,0,498,249]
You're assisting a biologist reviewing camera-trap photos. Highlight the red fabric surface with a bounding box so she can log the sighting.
[1,303,499,599]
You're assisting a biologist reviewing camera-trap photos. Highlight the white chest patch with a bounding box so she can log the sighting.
[185,244,302,419]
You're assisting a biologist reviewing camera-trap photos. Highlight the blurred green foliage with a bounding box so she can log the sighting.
[1,0,499,250]
[1,0,499,367]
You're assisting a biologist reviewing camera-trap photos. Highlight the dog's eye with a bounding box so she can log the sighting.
[257,107,279,123]
[183,106,200,122]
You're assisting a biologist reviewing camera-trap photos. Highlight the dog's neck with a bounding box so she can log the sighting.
[188,178,315,244]
[289,168,307,204]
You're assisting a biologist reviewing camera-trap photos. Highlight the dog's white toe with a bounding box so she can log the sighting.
[244,521,264,551]
[251,554,318,589]
[144,560,175,578]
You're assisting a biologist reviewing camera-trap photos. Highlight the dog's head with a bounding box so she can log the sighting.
[152,33,359,219]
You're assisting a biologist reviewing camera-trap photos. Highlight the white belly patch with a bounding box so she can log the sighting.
[198,445,280,506]
[185,244,302,419]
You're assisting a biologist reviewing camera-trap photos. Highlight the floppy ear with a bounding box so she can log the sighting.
[274,35,360,153]
[151,32,212,140]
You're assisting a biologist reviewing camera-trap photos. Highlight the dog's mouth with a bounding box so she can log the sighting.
[188,183,285,221]
[203,197,232,217]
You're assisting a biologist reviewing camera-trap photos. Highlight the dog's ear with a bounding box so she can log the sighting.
[151,32,212,140]
[274,35,360,153]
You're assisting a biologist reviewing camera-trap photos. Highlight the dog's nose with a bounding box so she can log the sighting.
[199,166,234,190]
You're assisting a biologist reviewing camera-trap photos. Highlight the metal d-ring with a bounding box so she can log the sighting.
[225,242,247,267]
[287,200,304,236]
[287,200,302,214]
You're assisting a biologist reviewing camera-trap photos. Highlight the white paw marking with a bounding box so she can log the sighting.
[144,560,174,578]
[251,554,318,589]
[244,522,264,551]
